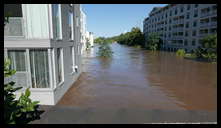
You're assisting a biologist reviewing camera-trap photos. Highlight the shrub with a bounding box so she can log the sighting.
[176,49,186,57]
[97,42,113,57]
[4,59,42,124]
[145,32,161,51]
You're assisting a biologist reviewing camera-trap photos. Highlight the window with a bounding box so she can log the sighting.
[180,6,184,13]
[175,8,177,15]
[30,49,50,88]
[184,40,188,46]
[210,28,217,33]
[70,46,75,73]
[211,16,217,22]
[57,48,63,84]
[193,20,197,27]
[185,31,188,36]
[194,10,198,17]
[185,22,189,28]
[195,4,198,8]
[68,12,74,40]
[192,30,197,36]
[186,12,190,19]
[187,4,191,10]
[52,4,62,39]
[8,50,26,71]
[192,39,196,46]
[170,10,172,16]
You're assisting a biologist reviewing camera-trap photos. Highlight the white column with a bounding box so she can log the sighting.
[48,49,53,89]
[26,49,32,88]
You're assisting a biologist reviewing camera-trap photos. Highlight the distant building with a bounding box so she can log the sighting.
[143,4,217,52]
[80,7,87,54]
[4,4,83,105]
[86,31,94,47]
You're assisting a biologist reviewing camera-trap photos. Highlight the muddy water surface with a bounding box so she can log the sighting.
[58,43,217,111]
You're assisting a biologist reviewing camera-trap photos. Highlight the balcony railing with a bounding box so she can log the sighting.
[200,22,217,28]
[4,17,25,37]
[200,10,217,18]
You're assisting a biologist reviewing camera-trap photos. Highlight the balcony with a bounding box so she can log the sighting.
[4,17,25,38]
[173,20,184,25]
[200,22,217,28]
[200,10,217,18]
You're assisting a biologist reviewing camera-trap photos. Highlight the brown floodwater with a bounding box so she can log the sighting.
[57,43,217,111]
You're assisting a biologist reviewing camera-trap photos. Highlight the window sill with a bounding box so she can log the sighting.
[55,38,62,41]
[69,39,74,42]
[57,81,64,87]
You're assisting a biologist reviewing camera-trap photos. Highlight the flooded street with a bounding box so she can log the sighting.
[58,43,217,111]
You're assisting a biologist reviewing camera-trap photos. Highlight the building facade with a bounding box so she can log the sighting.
[4,4,83,105]
[86,31,94,47]
[143,4,217,52]
[80,7,87,54]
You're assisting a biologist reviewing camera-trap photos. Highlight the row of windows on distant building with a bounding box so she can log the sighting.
[147,4,217,24]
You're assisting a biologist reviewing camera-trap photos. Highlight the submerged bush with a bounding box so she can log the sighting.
[192,34,217,62]
[97,42,113,57]
[176,49,186,57]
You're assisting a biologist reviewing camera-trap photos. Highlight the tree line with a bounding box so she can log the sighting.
[94,27,217,62]
[94,27,145,47]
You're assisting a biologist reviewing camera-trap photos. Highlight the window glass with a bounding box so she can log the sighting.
[70,46,75,72]
[68,12,74,40]
[57,48,63,84]
[30,49,50,88]
[52,4,62,39]
[8,50,26,71]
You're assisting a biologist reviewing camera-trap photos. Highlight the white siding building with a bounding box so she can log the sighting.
[86,31,94,47]
[143,4,217,52]
[80,7,87,54]
[4,4,83,105]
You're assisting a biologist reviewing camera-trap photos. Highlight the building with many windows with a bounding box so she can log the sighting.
[86,31,94,47]
[4,4,83,105]
[143,4,217,52]
[80,7,87,54]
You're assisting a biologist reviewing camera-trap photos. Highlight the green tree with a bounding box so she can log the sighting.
[194,34,217,61]
[97,42,113,57]
[145,32,161,51]
[115,27,145,47]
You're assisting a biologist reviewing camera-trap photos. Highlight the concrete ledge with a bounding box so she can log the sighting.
[31,106,217,124]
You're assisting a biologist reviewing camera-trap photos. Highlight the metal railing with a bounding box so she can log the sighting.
[4,17,25,37]
[200,22,217,28]
[200,10,217,18]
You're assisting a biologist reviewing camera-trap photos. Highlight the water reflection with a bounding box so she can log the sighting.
[58,43,217,112]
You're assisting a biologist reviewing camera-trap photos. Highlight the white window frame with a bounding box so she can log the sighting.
[70,46,75,74]
[52,4,63,40]
[7,49,27,73]
[76,16,79,27]
[5,48,53,90]
[68,12,74,41]
[29,49,51,89]
[57,48,64,87]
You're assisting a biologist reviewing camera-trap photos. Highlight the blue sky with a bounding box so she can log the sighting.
[82,4,167,38]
